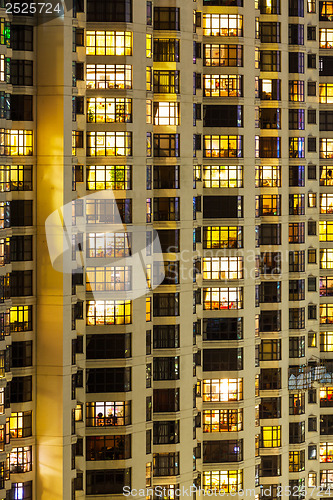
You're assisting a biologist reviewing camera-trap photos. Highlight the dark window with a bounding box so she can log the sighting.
[154,7,180,30]
[153,134,179,157]
[308,137,316,152]
[289,307,305,329]
[153,452,179,476]
[308,164,317,179]
[0,92,10,120]
[289,0,304,16]
[153,165,179,189]
[203,440,243,462]
[259,0,280,13]
[260,22,280,43]
[155,229,179,253]
[11,25,33,51]
[153,197,179,221]
[289,109,305,130]
[320,414,333,435]
[260,282,281,303]
[154,421,179,445]
[260,368,281,390]
[203,348,243,371]
[86,469,131,496]
[11,271,33,296]
[289,251,305,272]
[260,108,280,129]
[289,336,305,357]
[9,481,33,499]
[308,81,316,95]
[203,105,243,127]
[154,39,179,62]
[12,341,32,367]
[86,368,131,393]
[153,388,179,413]
[87,435,131,461]
[259,224,281,245]
[320,111,333,131]
[289,52,305,73]
[11,376,32,402]
[11,200,33,226]
[203,196,243,218]
[260,455,281,476]
[153,325,180,348]
[259,50,280,71]
[257,137,280,158]
[259,311,281,332]
[86,0,132,22]
[86,334,131,359]
[260,397,281,418]
[11,60,33,86]
[308,53,316,68]
[320,56,333,75]
[308,109,316,124]
[204,0,243,5]
[203,318,243,341]
[308,26,316,40]
[289,165,305,186]
[153,293,179,317]
[153,357,180,380]
[289,422,305,443]
[10,236,33,261]
[11,95,32,121]
[289,24,304,44]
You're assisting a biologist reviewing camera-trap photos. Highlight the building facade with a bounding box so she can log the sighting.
[0,0,332,498]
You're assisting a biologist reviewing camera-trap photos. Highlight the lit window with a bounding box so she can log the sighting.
[204,44,243,67]
[320,249,333,269]
[320,332,333,352]
[203,409,243,433]
[86,165,132,190]
[203,378,243,402]
[320,470,333,489]
[5,130,32,156]
[255,165,281,187]
[261,426,281,448]
[320,166,333,185]
[203,257,243,280]
[203,74,243,97]
[320,304,333,324]
[146,297,151,322]
[319,83,333,103]
[146,66,152,91]
[10,447,32,473]
[203,14,243,37]
[87,232,131,259]
[87,132,132,156]
[86,64,132,89]
[86,266,131,292]
[203,165,243,188]
[87,97,132,123]
[146,100,152,124]
[320,138,333,159]
[10,411,32,438]
[320,194,333,214]
[203,287,243,310]
[203,470,243,493]
[153,102,179,126]
[0,55,9,83]
[146,34,152,57]
[86,31,132,56]
[203,226,243,249]
[86,300,132,325]
[86,401,131,427]
[320,1,333,20]
[10,306,32,332]
[320,443,333,462]
[289,80,305,102]
[320,221,333,241]
[320,28,333,48]
[204,135,243,158]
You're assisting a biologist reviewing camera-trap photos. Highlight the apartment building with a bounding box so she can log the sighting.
[0,0,331,499]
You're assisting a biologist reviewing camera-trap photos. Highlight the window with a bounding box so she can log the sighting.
[289,194,305,215]
[86,469,131,495]
[86,31,132,56]
[255,137,280,158]
[86,64,132,89]
[87,435,131,461]
[153,197,179,221]
[203,318,243,341]
[259,108,280,129]
[10,236,33,262]
[153,421,179,444]
[289,337,305,358]
[289,223,305,243]
[4,130,33,156]
[308,109,316,125]
[203,348,243,371]
[11,25,33,50]
[11,376,32,402]
[204,135,243,158]
[289,109,305,130]
[87,232,131,259]
[320,221,333,241]
[87,132,132,157]
[153,102,179,126]
[259,51,280,71]
[9,447,32,473]
[320,111,333,131]
[260,455,281,476]
[203,14,243,36]
[202,470,243,493]
[308,0,316,11]
[289,0,304,16]
[153,39,179,62]
[86,334,131,358]
[320,55,333,75]
[256,78,281,100]
[320,194,333,214]
[289,24,304,45]
[153,71,179,93]
[87,98,131,124]
[203,195,243,218]
[11,95,33,121]
[203,378,243,402]
[86,0,131,20]
[320,1,333,20]
[154,166,179,189]
[10,306,32,332]
[203,226,243,249]
[10,60,33,86]
[259,223,281,245]
[86,401,131,427]
[320,304,333,324]
[203,287,243,310]
[260,22,280,43]
[203,166,243,189]
[320,138,333,158]
[320,443,333,462]
[153,357,179,380]
[154,7,179,30]
[203,257,243,280]
[320,470,333,489]
[12,341,32,367]
[153,453,179,476]
[154,134,180,157]
[203,440,243,463]
[9,412,32,438]
[256,195,281,216]
[153,388,179,412]
[86,300,132,325]
[320,83,333,103]
[153,293,179,317]
[308,53,316,68]
[11,271,33,296]
[203,105,243,127]
[9,482,33,500]
[259,282,281,303]
[320,28,333,48]
[260,398,281,418]
[203,74,243,97]
[153,325,179,349]
[289,80,305,101]
[260,253,281,274]
[289,52,305,73]
[86,368,131,393]
[321,332,333,351]
[204,44,243,67]
[260,340,281,361]
[260,427,281,448]
[86,165,131,191]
